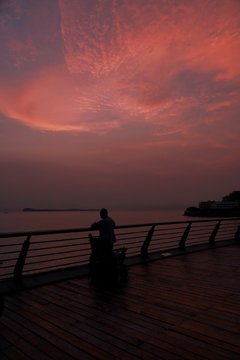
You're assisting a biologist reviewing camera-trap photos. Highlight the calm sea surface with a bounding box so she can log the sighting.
[0,210,187,233]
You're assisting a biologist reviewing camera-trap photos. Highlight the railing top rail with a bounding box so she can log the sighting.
[0,217,240,239]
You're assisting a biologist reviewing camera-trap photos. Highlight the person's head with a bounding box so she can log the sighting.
[100,208,108,219]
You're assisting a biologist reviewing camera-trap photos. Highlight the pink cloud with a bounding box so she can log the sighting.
[0,0,239,135]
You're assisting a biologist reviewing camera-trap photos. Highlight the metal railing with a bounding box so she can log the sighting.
[0,218,239,283]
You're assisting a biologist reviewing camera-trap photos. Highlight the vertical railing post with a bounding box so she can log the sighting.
[179,222,192,250]
[14,235,31,283]
[234,226,240,241]
[209,221,221,245]
[141,225,155,258]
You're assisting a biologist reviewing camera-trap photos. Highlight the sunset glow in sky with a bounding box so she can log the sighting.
[1,0,240,211]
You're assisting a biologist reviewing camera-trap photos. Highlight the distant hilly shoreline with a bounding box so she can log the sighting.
[23,208,100,212]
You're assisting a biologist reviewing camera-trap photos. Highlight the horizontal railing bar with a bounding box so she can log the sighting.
[219,228,240,233]
[115,239,144,245]
[32,236,89,244]
[152,230,188,237]
[118,238,146,244]
[0,243,23,247]
[218,231,238,236]
[221,227,240,231]
[152,233,183,240]
[1,217,239,239]
[150,242,179,247]
[116,234,147,240]
[217,228,237,233]
[0,250,22,255]
[115,230,149,236]
[23,260,88,273]
[116,244,140,250]
[151,240,179,246]
[149,246,176,252]
[188,231,215,237]
[0,264,17,269]
[187,236,209,241]
[148,246,177,252]
[0,273,13,277]
[29,243,138,254]
[216,234,235,239]
[28,243,90,252]
[154,226,189,232]
[0,256,19,262]
[117,235,146,242]
[215,236,231,240]
[0,228,91,239]
[153,225,218,235]
[151,235,182,242]
[115,239,145,245]
[218,227,239,232]
[149,243,177,249]
[183,228,213,234]
[26,249,90,259]
[24,253,90,266]
[219,221,240,225]
[219,231,237,236]
[153,231,211,240]
[220,220,240,224]
[117,235,145,241]
[187,240,209,245]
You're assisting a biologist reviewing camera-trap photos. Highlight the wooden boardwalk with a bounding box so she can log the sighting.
[1,244,240,360]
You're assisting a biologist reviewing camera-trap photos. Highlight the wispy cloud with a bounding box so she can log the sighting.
[0,0,239,135]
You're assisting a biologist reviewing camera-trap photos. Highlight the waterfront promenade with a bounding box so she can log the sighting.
[1,243,240,359]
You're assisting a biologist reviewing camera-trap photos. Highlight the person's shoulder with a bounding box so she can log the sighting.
[107,216,115,225]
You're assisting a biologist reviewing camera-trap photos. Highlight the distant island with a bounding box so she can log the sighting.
[23,208,100,212]
[184,191,240,217]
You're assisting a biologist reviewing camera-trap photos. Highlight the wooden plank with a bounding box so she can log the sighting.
[162,329,240,360]
[5,293,157,360]
[0,321,53,360]
[3,301,101,360]
[28,286,170,336]
[2,346,32,360]
[27,287,165,347]
[47,283,183,326]
[172,324,240,356]
[174,319,240,348]
[1,244,240,360]
[0,336,11,351]
[195,311,240,335]
[2,310,75,360]
[153,332,228,360]
[139,342,185,360]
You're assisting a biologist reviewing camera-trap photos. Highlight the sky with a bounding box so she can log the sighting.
[0,0,240,211]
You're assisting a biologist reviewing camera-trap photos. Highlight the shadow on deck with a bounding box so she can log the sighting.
[1,244,240,359]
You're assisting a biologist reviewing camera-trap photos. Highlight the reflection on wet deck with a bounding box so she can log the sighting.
[1,244,240,359]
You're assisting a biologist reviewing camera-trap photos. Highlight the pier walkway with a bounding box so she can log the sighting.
[1,244,240,359]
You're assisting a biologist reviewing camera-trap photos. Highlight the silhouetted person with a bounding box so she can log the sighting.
[91,208,116,250]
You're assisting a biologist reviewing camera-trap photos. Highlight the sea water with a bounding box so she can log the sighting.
[0,210,186,233]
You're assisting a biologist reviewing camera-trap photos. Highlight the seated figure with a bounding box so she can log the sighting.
[88,234,128,284]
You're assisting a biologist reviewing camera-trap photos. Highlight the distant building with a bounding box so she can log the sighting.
[198,191,240,210]
[199,201,215,209]
[199,200,239,210]
[212,201,239,209]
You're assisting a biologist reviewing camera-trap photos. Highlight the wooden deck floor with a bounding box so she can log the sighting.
[1,244,240,360]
